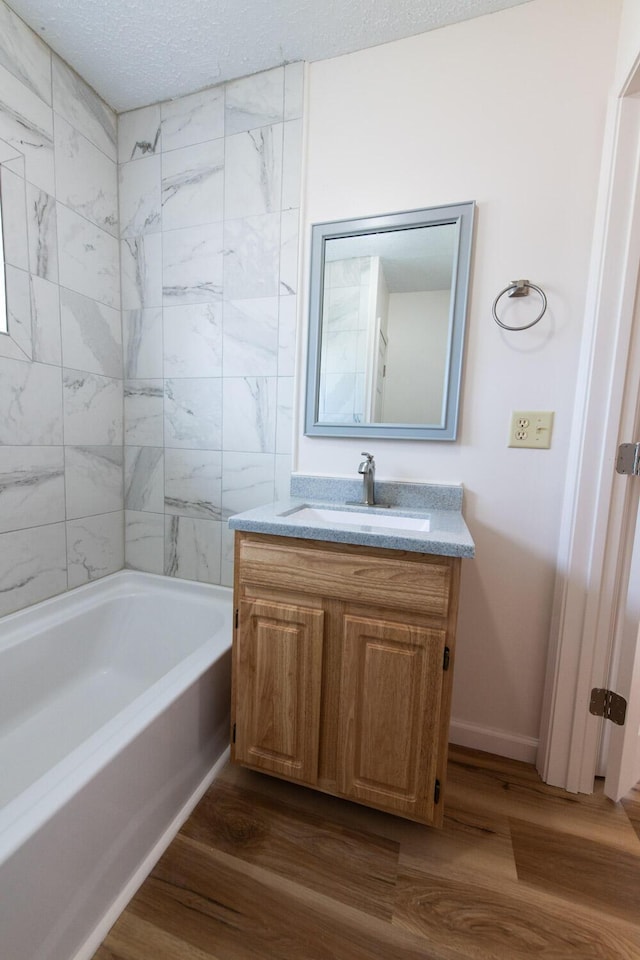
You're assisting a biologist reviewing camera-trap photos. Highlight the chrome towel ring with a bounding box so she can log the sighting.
[492,279,547,331]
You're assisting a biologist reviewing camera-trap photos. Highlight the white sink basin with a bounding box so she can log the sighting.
[284,506,431,533]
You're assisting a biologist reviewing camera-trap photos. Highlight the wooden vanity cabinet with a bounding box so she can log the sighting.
[230,531,461,826]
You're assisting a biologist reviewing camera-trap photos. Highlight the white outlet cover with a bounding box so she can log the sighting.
[509,411,554,449]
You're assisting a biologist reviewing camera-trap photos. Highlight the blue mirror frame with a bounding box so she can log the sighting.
[304,201,475,440]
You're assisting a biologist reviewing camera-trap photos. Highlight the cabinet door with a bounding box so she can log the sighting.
[233,598,324,784]
[337,614,447,823]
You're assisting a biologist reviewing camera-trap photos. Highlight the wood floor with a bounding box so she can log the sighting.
[93,746,640,960]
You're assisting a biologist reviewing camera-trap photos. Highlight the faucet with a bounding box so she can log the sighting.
[358,452,376,506]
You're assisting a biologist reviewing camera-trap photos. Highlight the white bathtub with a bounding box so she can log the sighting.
[0,570,233,960]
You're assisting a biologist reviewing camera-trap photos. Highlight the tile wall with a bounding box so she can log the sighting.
[0,0,303,614]
[0,0,123,616]
[119,65,302,586]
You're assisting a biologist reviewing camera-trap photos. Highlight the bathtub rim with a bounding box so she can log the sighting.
[0,570,233,868]
[0,568,227,650]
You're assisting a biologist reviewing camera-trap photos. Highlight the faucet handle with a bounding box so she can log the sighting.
[361,451,374,462]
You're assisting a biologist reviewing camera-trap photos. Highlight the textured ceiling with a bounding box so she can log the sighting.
[7,0,530,112]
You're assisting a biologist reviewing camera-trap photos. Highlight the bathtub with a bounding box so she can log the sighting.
[0,569,233,960]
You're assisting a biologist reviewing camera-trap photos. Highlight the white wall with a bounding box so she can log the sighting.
[296,0,622,758]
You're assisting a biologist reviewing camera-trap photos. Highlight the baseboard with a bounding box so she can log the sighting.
[72,746,230,960]
[449,718,538,764]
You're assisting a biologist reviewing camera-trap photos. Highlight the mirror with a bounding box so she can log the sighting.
[305,201,474,440]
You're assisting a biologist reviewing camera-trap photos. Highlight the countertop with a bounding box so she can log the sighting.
[228,486,475,559]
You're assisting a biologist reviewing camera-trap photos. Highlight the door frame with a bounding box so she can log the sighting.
[537,57,640,792]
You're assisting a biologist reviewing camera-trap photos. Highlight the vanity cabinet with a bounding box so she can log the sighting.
[230,531,461,826]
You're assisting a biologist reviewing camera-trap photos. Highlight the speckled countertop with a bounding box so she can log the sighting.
[228,476,475,558]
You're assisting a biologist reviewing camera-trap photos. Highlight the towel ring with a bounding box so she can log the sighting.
[492,279,547,331]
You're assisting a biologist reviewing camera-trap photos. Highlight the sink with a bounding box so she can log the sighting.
[283,505,431,533]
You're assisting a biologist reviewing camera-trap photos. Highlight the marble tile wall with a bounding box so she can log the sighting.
[0,0,123,616]
[0,0,302,612]
[119,64,303,586]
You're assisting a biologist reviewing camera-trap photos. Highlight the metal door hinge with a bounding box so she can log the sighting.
[616,442,640,476]
[434,779,441,804]
[235,608,239,629]
[232,722,236,744]
[589,688,627,726]
[443,646,450,671]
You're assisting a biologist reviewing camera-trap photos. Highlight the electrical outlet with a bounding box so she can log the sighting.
[509,411,554,449]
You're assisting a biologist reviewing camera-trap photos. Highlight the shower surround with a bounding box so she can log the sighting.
[0,0,122,617]
[120,64,302,587]
[0,0,302,615]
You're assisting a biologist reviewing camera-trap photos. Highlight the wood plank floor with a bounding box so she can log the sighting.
[93,746,640,960]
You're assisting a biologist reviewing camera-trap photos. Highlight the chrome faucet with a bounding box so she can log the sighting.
[358,452,376,506]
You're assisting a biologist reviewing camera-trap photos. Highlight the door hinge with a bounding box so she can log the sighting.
[443,646,450,671]
[434,779,441,804]
[616,442,640,476]
[589,688,627,726]
[235,608,239,629]
[232,722,236,744]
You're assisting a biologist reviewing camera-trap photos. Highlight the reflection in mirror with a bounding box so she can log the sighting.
[305,202,474,440]
[321,224,457,425]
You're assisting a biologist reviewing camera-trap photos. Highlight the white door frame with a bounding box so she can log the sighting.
[537,58,640,792]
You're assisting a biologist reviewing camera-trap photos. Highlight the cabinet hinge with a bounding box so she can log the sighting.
[443,646,450,671]
[589,688,627,726]
[232,722,236,744]
[235,608,239,629]
[434,779,441,804]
